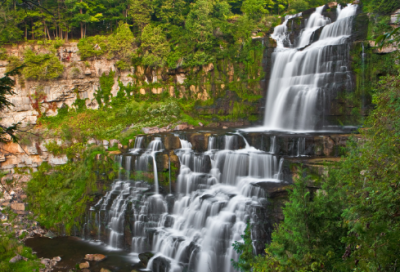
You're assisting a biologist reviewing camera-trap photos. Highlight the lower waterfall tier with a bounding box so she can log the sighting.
[81,129,351,272]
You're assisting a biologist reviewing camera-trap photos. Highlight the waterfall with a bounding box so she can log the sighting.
[84,4,359,271]
[130,136,144,154]
[89,134,281,272]
[264,4,358,131]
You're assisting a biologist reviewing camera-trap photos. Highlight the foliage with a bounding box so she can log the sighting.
[232,223,254,272]
[26,146,117,234]
[0,208,43,272]
[141,24,170,67]
[77,35,108,59]
[77,22,134,65]
[233,64,400,271]
[22,49,64,80]
[337,71,400,271]
[362,0,400,14]
[94,71,115,107]
[0,66,21,143]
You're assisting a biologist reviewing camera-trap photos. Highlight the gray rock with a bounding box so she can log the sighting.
[9,255,22,263]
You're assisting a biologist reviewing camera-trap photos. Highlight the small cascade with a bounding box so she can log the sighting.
[130,136,144,154]
[134,137,164,193]
[264,4,359,131]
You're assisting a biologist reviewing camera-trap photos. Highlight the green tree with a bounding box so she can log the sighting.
[0,67,21,143]
[0,5,25,44]
[186,0,215,50]
[108,22,135,60]
[241,0,274,20]
[22,49,64,80]
[337,71,400,271]
[141,24,170,67]
[128,0,153,30]
[234,170,347,272]
[154,0,187,25]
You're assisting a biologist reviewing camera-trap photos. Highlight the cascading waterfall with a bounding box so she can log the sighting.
[263,4,358,131]
[84,4,359,272]
[89,134,282,272]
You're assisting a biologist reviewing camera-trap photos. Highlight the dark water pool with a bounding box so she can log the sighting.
[25,236,140,272]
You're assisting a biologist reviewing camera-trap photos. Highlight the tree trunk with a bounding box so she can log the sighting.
[46,25,51,40]
[80,0,84,38]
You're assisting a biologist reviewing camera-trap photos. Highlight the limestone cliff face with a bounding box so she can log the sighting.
[0,39,270,128]
[0,37,271,171]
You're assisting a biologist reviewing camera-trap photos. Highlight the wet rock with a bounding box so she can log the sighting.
[43,230,57,238]
[9,255,22,263]
[85,253,107,261]
[79,261,90,269]
[100,268,112,272]
[138,252,154,266]
[148,255,171,272]
[40,258,51,266]
[52,256,62,262]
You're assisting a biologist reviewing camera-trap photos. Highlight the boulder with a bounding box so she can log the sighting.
[79,261,90,269]
[173,123,190,131]
[391,9,400,25]
[40,258,50,266]
[52,256,61,262]
[85,254,107,261]
[142,126,160,134]
[9,255,22,263]
[138,252,154,266]
[327,2,337,8]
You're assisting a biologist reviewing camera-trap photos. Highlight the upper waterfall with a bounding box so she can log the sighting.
[263,4,358,132]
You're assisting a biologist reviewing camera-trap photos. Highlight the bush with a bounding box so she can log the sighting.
[77,35,108,60]
[23,49,64,80]
[77,22,135,62]
[70,67,81,78]
[26,147,117,234]
[141,25,170,67]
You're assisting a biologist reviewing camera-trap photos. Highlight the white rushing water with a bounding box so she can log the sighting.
[264,4,358,131]
[88,134,283,272]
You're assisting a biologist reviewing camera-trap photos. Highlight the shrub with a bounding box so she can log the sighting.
[141,25,170,67]
[26,147,117,234]
[23,49,64,80]
[70,67,81,78]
